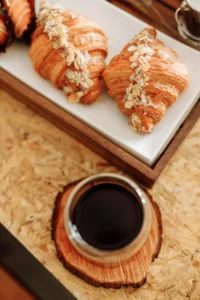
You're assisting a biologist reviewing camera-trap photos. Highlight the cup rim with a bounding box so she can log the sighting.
[176,10,200,41]
[64,173,152,263]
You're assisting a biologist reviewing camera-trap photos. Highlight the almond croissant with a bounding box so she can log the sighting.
[103,27,189,134]
[29,1,108,104]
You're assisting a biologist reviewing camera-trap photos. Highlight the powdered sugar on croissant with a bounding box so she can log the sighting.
[103,27,189,134]
[29,1,108,104]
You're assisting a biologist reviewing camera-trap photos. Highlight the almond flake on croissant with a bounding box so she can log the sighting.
[29,1,108,104]
[103,27,189,134]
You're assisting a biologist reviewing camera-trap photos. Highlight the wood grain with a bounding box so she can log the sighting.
[0,69,156,186]
[160,0,181,10]
[0,268,35,300]
[110,0,181,40]
[52,181,162,288]
[0,88,199,300]
[154,101,200,172]
[0,1,199,298]
[0,68,199,187]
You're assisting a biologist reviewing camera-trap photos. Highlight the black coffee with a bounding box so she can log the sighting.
[184,10,200,37]
[73,183,143,251]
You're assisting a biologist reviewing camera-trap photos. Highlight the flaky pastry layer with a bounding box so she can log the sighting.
[29,1,108,104]
[103,27,189,134]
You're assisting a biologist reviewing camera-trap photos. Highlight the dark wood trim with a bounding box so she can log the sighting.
[0,267,36,300]
[0,224,76,300]
[153,101,200,173]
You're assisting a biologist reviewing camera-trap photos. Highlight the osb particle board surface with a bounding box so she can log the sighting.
[0,89,200,300]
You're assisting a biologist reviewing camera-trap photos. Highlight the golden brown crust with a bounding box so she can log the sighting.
[103,27,189,134]
[29,1,108,105]
[1,0,35,41]
[0,15,9,50]
[0,12,13,52]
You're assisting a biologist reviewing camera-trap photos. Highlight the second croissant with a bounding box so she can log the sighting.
[103,27,189,134]
[29,1,108,104]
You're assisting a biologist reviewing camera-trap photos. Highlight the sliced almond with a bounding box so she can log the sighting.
[139,56,148,64]
[141,93,147,104]
[125,100,135,109]
[87,78,93,88]
[81,37,85,44]
[129,73,136,82]
[53,36,67,49]
[130,61,139,69]
[126,84,134,95]
[66,69,74,80]
[131,85,140,96]
[143,62,150,72]
[129,55,137,62]
[145,55,151,60]
[138,79,145,87]
[144,74,150,81]
[49,27,58,38]
[63,86,73,94]
[45,19,56,28]
[54,16,64,25]
[76,91,85,100]
[54,24,66,36]
[38,9,48,22]
[80,78,93,89]
[128,45,136,52]
[68,93,79,103]
[53,39,61,49]
[138,36,147,41]
[136,65,143,74]
[71,14,77,20]
[66,50,75,66]
[68,91,84,103]
[74,56,81,70]
[84,51,90,64]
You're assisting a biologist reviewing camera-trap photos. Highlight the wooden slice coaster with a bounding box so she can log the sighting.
[52,180,162,288]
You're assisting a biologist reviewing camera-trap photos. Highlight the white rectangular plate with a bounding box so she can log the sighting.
[1,0,200,166]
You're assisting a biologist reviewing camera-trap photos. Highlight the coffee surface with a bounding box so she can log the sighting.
[73,183,143,250]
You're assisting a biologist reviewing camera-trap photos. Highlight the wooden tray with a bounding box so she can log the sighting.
[0,68,199,187]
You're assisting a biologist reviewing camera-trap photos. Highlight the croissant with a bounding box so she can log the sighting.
[29,1,108,104]
[103,27,189,134]
[0,14,9,51]
[1,0,35,41]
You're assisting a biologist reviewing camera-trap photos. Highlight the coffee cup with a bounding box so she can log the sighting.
[63,173,152,263]
[175,0,200,42]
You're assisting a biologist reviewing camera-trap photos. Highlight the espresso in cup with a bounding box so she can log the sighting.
[73,183,143,251]
[176,0,200,41]
[64,174,152,263]
[184,1,200,37]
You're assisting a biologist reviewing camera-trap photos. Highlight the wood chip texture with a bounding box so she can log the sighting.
[0,89,200,300]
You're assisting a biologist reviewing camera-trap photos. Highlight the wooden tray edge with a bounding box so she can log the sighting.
[0,69,199,187]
